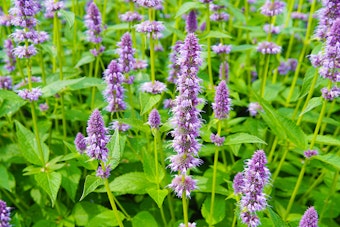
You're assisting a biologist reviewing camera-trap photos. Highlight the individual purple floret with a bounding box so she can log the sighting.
[0,14,13,26]
[168,40,183,83]
[96,164,111,179]
[90,45,105,57]
[168,153,202,173]
[135,20,165,39]
[86,109,109,161]
[110,121,131,132]
[75,132,87,154]
[299,206,318,227]
[321,86,340,101]
[0,76,12,90]
[0,200,11,227]
[117,32,135,74]
[303,150,318,159]
[257,41,281,54]
[186,10,197,33]
[148,109,161,128]
[17,87,42,101]
[4,39,16,72]
[212,80,231,120]
[260,1,286,17]
[263,24,281,34]
[140,81,166,94]
[119,11,143,22]
[248,102,263,117]
[179,222,196,227]
[210,12,229,22]
[44,0,64,18]
[169,174,197,198]
[103,60,126,112]
[13,44,37,58]
[233,172,244,194]
[219,61,229,81]
[135,0,163,8]
[134,59,148,70]
[210,133,225,146]
[291,12,308,21]
[39,103,49,112]
[84,2,103,44]
[212,43,232,55]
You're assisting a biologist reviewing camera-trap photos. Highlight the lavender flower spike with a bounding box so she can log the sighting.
[84,2,103,44]
[186,10,197,33]
[0,200,11,227]
[148,109,161,129]
[299,206,318,227]
[260,1,285,17]
[75,132,86,154]
[168,40,183,83]
[169,174,197,198]
[117,32,135,74]
[212,80,231,120]
[86,109,109,161]
[4,39,16,72]
[257,41,281,54]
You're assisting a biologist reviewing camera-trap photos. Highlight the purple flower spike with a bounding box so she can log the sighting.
[86,109,109,162]
[263,24,281,34]
[17,88,42,101]
[303,150,318,159]
[140,81,166,94]
[0,76,13,90]
[257,41,281,54]
[117,32,135,74]
[39,103,49,112]
[248,102,263,116]
[75,132,87,154]
[186,10,197,33]
[135,0,163,9]
[210,12,229,22]
[84,2,103,44]
[136,20,164,39]
[168,40,183,83]
[168,153,202,173]
[219,61,229,81]
[233,172,244,194]
[278,61,289,75]
[169,174,197,198]
[321,86,340,101]
[299,206,318,227]
[212,80,231,120]
[119,11,142,22]
[148,109,161,129]
[110,121,131,132]
[13,45,37,58]
[260,1,286,17]
[210,133,225,146]
[103,60,126,112]
[212,43,232,55]
[0,200,11,227]
[44,0,64,18]
[4,39,16,72]
[134,59,148,70]
[96,164,111,179]
[9,0,40,28]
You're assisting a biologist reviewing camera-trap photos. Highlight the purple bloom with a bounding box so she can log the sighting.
[0,200,11,227]
[13,44,37,58]
[13,76,41,90]
[124,76,135,84]
[110,121,131,132]
[0,14,13,26]
[0,76,12,90]
[140,81,166,94]
[309,54,323,68]
[291,12,308,21]
[163,99,174,109]
[96,164,111,179]
[84,2,103,44]
[169,174,197,198]
[9,0,40,28]
[103,60,126,112]
[210,133,225,146]
[210,12,229,22]
[117,32,135,74]
[263,24,281,34]
[168,40,183,83]
[257,41,281,54]
[278,61,290,75]
[321,86,340,101]
[200,22,206,32]
[212,80,231,120]
[179,222,196,227]
[148,109,161,129]
[86,109,109,161]
[219,61,229,81]
[303,150,318,159]
[314,0,340,39]
[133,59,148,70]
[287,58,298,71]
[119,11,142,22]
[233,172,244,194]
[11,29,49,44]
[212,43,232,55]
[299,206,318,227]
[4,39,16,72]
[17,87,42,101]
[186,10,197,33]
[135,20,164,39]
[75,132,87,154]
[44,0,64,18]
[260,1,286,17]
[168,153,203,173]
[135,0,163,8]
[39,103,49,112]
[248,102,263,116]
[210,3,225,11]
[154,43,163,52]
[199,0,213,3]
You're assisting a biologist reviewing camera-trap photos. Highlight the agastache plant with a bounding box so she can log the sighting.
[299,206,319,227]
[0,200,11,227]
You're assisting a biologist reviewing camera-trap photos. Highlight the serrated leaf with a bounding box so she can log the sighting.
[142,149,164,184]
[175,2,204,18]
[0,90,26,117]
[35,172,61,207]
[299,67,318,99]
[201,195,226,225]
[146,188,168,208]
[107,129,125,170]
[299,97,322,117]
[268,207,288,227]
[59,10,75,28]
[307,135,340,146]
[75,54,95,68]
[60,165,81,202]
[68,77,103,90]
[80,175,103,201]
[314,154,340,171]
[140,93,161,115]
[132,211,158,227]
[224,133,267,145]
[42,78,84,97]
[15,121,49,165]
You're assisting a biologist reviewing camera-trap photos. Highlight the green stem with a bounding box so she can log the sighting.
[30,102,45,165]
[206,4,213,88]
[268,136,278,163]
[171,0,182,47]
[149,35,156,83]
[309,98,327,149]
[271,143,288,184]
[39,52,47,85]
[104,179,124,227]
[320,171,339,222]
[261,54,270,97]
[182,188,189,227]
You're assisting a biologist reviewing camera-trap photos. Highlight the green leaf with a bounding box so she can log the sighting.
[231,44,254,52]
[268,207,288,227]
[68,77,104,90]
[107,129,125,170]
[307,135,340,146]
[299,67,319,99]
[80,175,103,201]
[42,78,84,97]
[314,154,340,171]
[59,10,75,28]
[175,2,204,18]
[196,176,228,195]
[299,97,322,117]
[0,165,11,191]
[75,54,95,68]
[224,133,267,145]
[201,31,232,39]
[0,90,26,117]
[139,93,161,115]
[97,172,155,195]
[142,149,164,184]
[87,210,125,227]
[132,211,158,227]
[35,172,61,207]
[201,195,226,225]
[146,188,168,208]
[60,165,81,202]
[15,121,49,166]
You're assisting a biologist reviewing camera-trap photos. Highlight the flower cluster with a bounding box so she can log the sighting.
[277,58,298,75]
[257,41,281,54]
[0,200,11,227]
[119,11,142,22]
[140,81,166,94]
[248,102,263,116]
[3,39,16,72]
[299,206,318,227]
[210,133,225,146]
[233,150,271,227]
[260,1,286,17]
[168,33,203,198]
[321,86,340,101]
[135,0,163,9]
[0,76,12,90]
[303,149,318,159]
[136,20,165,39]
[44,0,64,18]
[212,43,232,55]
[186,10,197,33]
[148,109,161,129]
[291,12,308,21]
[9,0,40,28]
[212,80,231,119]
[17,88,42,102]
[263,24,281,34]
[117,32,136,74]
[168,40,183,83]
[210,12,229,22]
